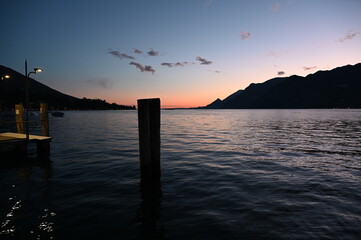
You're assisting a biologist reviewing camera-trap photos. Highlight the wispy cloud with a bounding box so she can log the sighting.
[271,3,280,11]
[208,70,223,74]
[240,31,251,40]
[161,63,173,68]
[303,66,317,71]
[108,49,135,60]
[147,49,159,56]
[196,56,213,65]
[129,61,155,74]
[133,48,143,54]
[277,71,285,76]
[338,30,361,42]
[161,62,194,68]
[86,78,113,89]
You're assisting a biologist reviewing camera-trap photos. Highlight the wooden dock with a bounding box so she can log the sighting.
[0,132,51,143]
[1,103,52,157]
[0,132,52,155]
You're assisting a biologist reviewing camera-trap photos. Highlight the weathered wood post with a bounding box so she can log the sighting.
[40,103,49,136]
[14,104,27,153]
[137,98,161,182]
[15,104,24,134]
[38,103,50,157]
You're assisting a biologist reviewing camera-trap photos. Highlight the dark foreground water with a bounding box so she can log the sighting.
[1,109,360,239]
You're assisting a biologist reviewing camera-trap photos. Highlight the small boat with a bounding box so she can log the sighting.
[51,112,64,117]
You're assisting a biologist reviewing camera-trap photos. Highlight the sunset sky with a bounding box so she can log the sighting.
[1,0,360,108]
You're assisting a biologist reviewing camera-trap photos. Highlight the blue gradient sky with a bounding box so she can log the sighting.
[1,0,360,107]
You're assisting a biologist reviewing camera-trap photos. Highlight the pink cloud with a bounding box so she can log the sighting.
[338,30,360,42]
[303,66,317,71]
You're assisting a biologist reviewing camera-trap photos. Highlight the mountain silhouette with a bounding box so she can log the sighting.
[205,63,361,109]
[0,65,135,110]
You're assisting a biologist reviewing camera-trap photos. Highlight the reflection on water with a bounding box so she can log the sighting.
[0,149,54,239]
[138,181,164,240]
[0,148,52,180]
[1,109,361,239]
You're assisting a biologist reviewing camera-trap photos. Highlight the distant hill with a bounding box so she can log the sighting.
[0,65,135,110]
[205,63,361,109]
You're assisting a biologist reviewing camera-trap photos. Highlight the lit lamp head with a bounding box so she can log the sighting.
[34,68,43,73]
[28,67,44,77]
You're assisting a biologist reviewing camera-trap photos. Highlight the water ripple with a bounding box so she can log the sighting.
[1,110,360,239]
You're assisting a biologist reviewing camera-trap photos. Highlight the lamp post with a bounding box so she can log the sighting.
[25,60,43,141]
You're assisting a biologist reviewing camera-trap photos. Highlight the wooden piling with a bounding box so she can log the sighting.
[40,103,49,136]
[137,98,161,182]
[15,104,24,134]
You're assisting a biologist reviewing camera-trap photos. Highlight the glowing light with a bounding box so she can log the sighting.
[1,75,10,80]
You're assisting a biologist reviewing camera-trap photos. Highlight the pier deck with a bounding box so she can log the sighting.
[0,132,52,144]
[0,132,52,155]
[0,132,52,157]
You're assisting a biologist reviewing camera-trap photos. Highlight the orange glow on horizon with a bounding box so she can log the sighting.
[108,97,214,109]
[71,61,361,109]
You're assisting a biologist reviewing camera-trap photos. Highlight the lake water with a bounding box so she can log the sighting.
[1,109,360,239]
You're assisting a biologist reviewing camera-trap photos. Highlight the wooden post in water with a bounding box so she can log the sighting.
[40,103,49,136]
[15,104,24,134]
[38,103,50,157]
[137,98,161,182]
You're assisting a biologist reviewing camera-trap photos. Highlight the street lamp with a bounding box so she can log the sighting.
[28,68,43,76]
[25,60,43,141]
[1,75,10,80]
